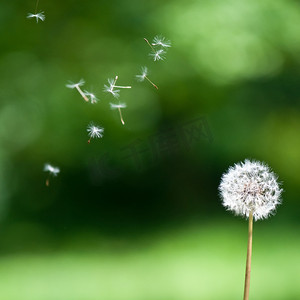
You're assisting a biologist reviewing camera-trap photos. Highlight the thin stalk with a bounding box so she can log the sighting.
[114,85,131,89]
[118,107,125,125]
[243,211,253,300]
[107,76,119,94]
[35,0,40,13]
[113,76,118,86]
[145,76,158,89]
[144,38,156,53]
[112,76,131,89]
[75,86,89,102]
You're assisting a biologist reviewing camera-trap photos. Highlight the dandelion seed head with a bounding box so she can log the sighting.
[103,85,120,98]
[44,163,60,176]
[105,78,114,87]
[66,79,85,89]
[219,159,282,221]
[87,123,104,139]
[149,49,166,61]
[84,90,98,104]
[135,66,148,82]
[103,78,120,98]
[27,11,45,23]
[152,35,171,48]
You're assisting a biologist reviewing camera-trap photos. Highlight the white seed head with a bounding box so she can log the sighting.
[84,90,99,104]
[103,78,120,98]
[219,159,282,221]
[66,79,85,89]
[104,86,120,98]
[107,78,115,87]
[152,35,171,48]
[44,163,60,176]
[109,102,127,109]
[149,49,166,61]
[135,66,148,82]
[27,12,45,23]
[87,123,104,139]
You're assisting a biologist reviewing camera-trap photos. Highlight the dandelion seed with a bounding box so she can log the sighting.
[110,102,127,125]
[104,77,120,98]
[219,159,282,300]
[27,0,45,23]
[144,37,168,61]
[103,76,131,98]
[87,123,104,144]
[84,90,99,104]
[43,163,60,186]
[44,164,60,176]
[27,11,45,23]
[136,66,158,89]
[135,67,148,82]
[152,35,171,48]
[66,79,89,102]
[149,49,166,61]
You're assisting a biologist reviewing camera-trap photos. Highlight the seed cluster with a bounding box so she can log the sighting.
[219,159,282,220]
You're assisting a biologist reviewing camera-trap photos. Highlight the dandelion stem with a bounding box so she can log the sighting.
[112,76,131,89]
[46,177,49,186]
[35,0,40,13]
[76,86,89,102]
[113,76,118,86]
[144,38,156,53]
[114,85,131,89]
[118,107,125,125]
[145,76,158,89]
[243,211,253,300]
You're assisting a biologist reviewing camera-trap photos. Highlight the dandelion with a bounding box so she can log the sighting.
[87,123,104,144]
[27,11,45,23]
[149,49,166,61]
[136,66,158,89]
[27,0,45,23]
[144,37,168,61]
[219,159,282,300]
[103,76,131,98]
[152,35,171,48]
[219,159,282,220]
[43,163,60,186]
[44,164,60,176]
[103,77,120,98]
[110,102,127,125]
[66,79,89,102]
[84,90,99,104]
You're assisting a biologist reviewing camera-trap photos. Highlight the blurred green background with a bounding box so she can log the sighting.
[1,0,300,299]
